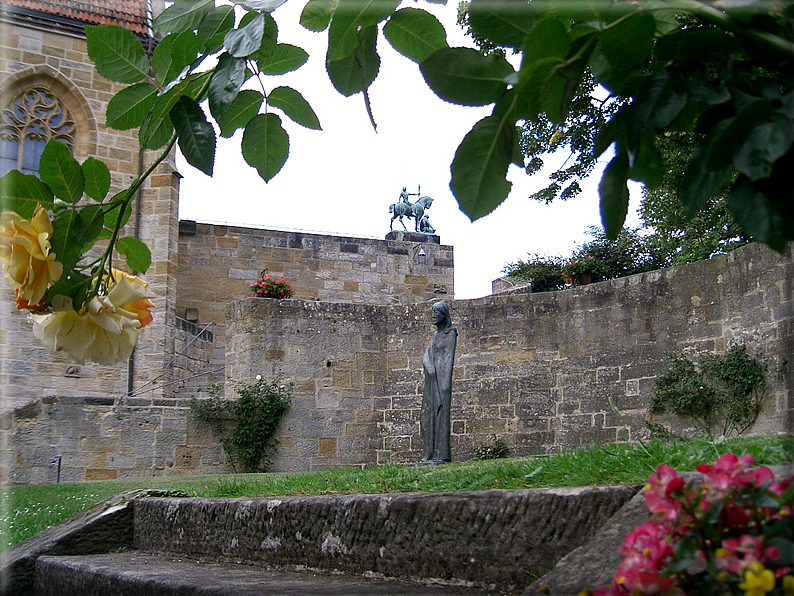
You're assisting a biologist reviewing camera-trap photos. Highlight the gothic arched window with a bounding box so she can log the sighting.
[0,87,75,177]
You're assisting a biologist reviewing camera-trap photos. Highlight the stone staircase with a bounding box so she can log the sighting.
[0,485,641,596]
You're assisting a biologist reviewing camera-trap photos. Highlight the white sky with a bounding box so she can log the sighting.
[176,0,642,299]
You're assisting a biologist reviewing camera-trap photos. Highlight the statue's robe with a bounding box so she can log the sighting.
[420,324,457,462]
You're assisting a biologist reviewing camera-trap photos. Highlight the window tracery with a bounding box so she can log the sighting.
[0,87,75,176]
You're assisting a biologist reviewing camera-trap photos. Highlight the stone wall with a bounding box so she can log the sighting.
[175,223,454,386]
[226,242,793,471]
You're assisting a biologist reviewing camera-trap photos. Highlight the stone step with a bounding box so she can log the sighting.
[33,552,484,596]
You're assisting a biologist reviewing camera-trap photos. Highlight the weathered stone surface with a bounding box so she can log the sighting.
[133,486,637,593]
[33,552,484,596]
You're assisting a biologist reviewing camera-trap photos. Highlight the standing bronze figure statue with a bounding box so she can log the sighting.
[420,301,457,464]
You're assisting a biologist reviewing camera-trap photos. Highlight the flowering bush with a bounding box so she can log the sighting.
[593,453,794,596]
[561,255,606,284]
[250,274,292,299]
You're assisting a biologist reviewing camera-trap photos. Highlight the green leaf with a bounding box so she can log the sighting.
[629,132,665,189]
[140,91,179,150]
[217,90,264,138]
[81,157,110,202]
[39,140,84,203]
[300,0,335,32]
[450,114,516,221]
[225,13,265,58]
[421,47,513,107]
[598,11,655,71]
[728,177,791,252]
[522,17,570,64]
[50,205,104,273]
[242,113,289,182]
[197,5,235,53]
[0,170,54,217]
[170,96,216,176]
[328,0,400,61]
[326,26,380,97]
[47,273,92,311]
[267,86,321,130]
[85,25,148,84]
[152,30,203,87]
[116,237,152,274]
[208,53,247,120]
[734,113,793,181]
[257,44,309,75]
[599,151,630,239]
[103,191,133,229]
[153,0,213,34]
[627,73,687,163]
[383,8,447,63]
[106,83,158,131]
[468,0,535,49]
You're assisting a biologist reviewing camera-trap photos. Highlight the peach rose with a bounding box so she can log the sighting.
[31,271,154,365]
[0,205,63,309]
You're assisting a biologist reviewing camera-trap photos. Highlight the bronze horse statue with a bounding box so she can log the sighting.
[389,196,433,232]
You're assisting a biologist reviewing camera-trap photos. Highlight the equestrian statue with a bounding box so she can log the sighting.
[389,186,434,232]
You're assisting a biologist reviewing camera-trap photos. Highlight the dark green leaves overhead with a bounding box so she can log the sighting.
[468,0,535,49]
[383,8,447,63]
[451,115,516,221]
[598,11,656,71]
[300,0,335,32]
[225,13,265,58]
[0,171,53,217]
[328,0,400,62]
[599,151,631,239]
[421,48,513,106]
[170,96,216,176]
[217,90,264,138]
[152,0,213,34]
[257,44,309,75]
[39,140,84,204]
[242,113,289,182]
[197,5,235,52]
[327,25,380,97]
[208,53,247,120]
[85,25,148,84]
[267,87,321,130]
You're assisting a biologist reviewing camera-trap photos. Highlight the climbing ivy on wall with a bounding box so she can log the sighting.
[190,375,292,472]
[650,343,768,438]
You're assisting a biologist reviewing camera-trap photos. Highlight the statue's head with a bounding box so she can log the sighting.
[431,301,450,326]
[402,187,407,191]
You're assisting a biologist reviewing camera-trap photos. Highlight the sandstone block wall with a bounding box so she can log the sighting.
[226,242,793,471]
[176,223,454,386]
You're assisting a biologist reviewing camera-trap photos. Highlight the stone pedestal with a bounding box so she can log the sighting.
[385,231,440,244]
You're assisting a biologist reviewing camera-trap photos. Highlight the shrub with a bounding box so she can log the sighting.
[502,253,566,292]
[190,375,292,472]
[471,434,509,460]
[650,344,767,437]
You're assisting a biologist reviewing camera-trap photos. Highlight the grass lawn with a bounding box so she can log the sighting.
[1,434,791,552]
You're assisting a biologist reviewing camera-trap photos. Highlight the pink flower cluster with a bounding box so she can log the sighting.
[250,275,292,299]
[594,453,793,596]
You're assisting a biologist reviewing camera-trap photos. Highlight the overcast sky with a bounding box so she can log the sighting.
[176,0,642,299]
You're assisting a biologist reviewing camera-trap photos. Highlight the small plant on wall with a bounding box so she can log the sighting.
[250,274,293,299]
[190,375,292,473]
[650,343,768,438]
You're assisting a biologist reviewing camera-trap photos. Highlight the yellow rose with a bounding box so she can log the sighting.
[0,205,62,309]
[739,563,776,596]
[31,273,155,365]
